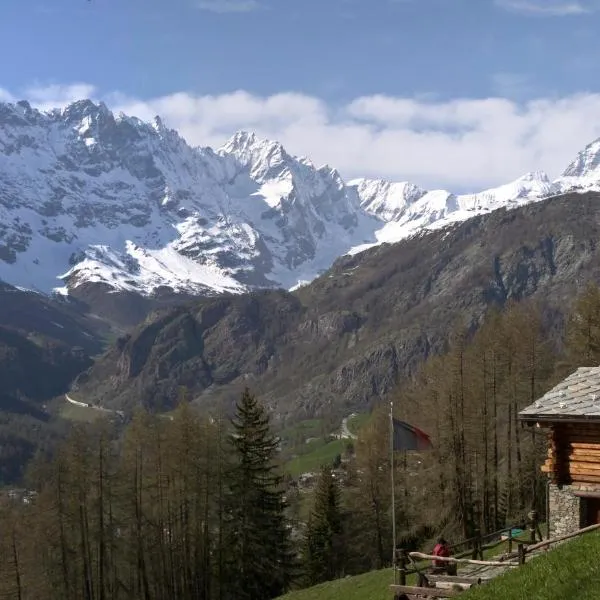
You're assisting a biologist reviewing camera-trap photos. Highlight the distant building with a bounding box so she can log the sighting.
[1,488,37,505]
[297,472,317,490]
[520,366,600,537]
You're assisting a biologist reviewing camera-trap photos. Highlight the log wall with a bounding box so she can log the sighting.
[542,423,600,485]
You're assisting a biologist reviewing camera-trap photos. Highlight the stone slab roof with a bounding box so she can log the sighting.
[519,366,600,421]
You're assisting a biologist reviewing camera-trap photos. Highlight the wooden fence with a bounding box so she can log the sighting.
[390,520,600,598]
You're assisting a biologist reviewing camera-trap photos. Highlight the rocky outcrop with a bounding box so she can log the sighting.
[73,191,600,420]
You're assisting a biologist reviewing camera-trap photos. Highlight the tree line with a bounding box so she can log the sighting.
[0,390,293,600]
[2,284,600,598]
[301,284,600,578]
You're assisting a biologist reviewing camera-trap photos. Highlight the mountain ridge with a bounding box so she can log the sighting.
[1,99,600,307]
[72,190,600,420]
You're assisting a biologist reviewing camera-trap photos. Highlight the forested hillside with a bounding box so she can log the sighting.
[0,283,111,484]
[73,191,600,420]
[3,283,600,599]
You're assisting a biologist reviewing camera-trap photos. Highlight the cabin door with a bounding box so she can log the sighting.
[582,497,600,527]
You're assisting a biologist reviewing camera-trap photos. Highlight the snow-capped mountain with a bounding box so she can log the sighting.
[0,99,598,298]
[346,171,561,255]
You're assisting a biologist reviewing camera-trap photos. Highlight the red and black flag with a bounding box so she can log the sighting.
[391,418,432,452]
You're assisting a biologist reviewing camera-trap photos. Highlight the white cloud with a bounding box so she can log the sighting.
[194,0,261,13]
[24,83,97,111]
[5,83,600,192]
[495,0,593,16]
[0,88,15,103]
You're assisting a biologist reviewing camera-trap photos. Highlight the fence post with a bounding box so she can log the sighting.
[528,510,538,544]
[398,549,407,586]
[508,528,513,553]
[518,543,526,566]
[472,531,482,560]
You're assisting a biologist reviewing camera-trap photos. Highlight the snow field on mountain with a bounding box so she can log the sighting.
[0,100,600,297]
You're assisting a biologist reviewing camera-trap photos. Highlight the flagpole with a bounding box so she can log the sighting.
[390,400,397,583]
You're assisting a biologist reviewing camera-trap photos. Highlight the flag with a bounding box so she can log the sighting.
[391,418,432,452]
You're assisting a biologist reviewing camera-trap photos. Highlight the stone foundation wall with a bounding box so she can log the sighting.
[547,483,600,537]
[548,483,581,537]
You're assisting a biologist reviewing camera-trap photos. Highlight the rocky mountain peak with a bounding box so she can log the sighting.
[152,115,167,132]
[0,100,41,127]
[348,178,427,221]
[220,130,290,181]
[517,171,551,184]
[562,138,600,179]
[1,98,600,301]
[60,99,110,120]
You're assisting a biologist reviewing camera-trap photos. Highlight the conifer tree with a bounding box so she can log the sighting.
[222,388,293,600]
[302,465,345,585]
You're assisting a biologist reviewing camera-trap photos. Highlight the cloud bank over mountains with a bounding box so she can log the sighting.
[4,82,600,191]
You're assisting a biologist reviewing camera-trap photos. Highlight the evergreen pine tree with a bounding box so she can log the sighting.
[222,388,293,600]
[302,465,344,585]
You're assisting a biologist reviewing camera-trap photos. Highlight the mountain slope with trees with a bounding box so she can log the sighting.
[0,390,294,600]
[74,190,600,420]
[0,283,112,484]
[4,285,600,598]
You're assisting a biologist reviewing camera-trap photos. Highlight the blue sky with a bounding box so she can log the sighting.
[4,0,600,101]
[2,0,600,190]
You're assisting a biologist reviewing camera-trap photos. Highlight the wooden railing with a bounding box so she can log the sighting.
[390,523,600,598]
[392,520,533,582]
[446,523,531,560]
[390,514,600,598]
[499,521,600,561]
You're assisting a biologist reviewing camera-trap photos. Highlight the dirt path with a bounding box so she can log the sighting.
[450,544,550,590]
[456,560,515,582]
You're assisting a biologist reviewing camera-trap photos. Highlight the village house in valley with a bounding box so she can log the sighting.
[520,366,600,537]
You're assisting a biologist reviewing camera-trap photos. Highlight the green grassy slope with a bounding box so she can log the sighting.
[277,532,600,600]
[58,400,106,423]
[464,532,600,600]
[282,413,368,477]
[277,568,394,600]
[277,566,428,600]
[285,438,347,477]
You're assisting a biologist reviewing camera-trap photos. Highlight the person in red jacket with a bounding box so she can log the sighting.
[433,537,451,570]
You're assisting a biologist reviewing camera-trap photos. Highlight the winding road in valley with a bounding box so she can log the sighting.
[65,393,124,418]
[65,396,356,434]
[340,414,358,440]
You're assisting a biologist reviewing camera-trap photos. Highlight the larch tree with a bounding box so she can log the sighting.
[565,281,600,368]
[344,406,390,571]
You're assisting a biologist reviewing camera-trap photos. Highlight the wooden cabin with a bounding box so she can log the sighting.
[519,366,600,537]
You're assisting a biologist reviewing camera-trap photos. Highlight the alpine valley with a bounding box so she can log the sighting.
[5,99,600,477]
